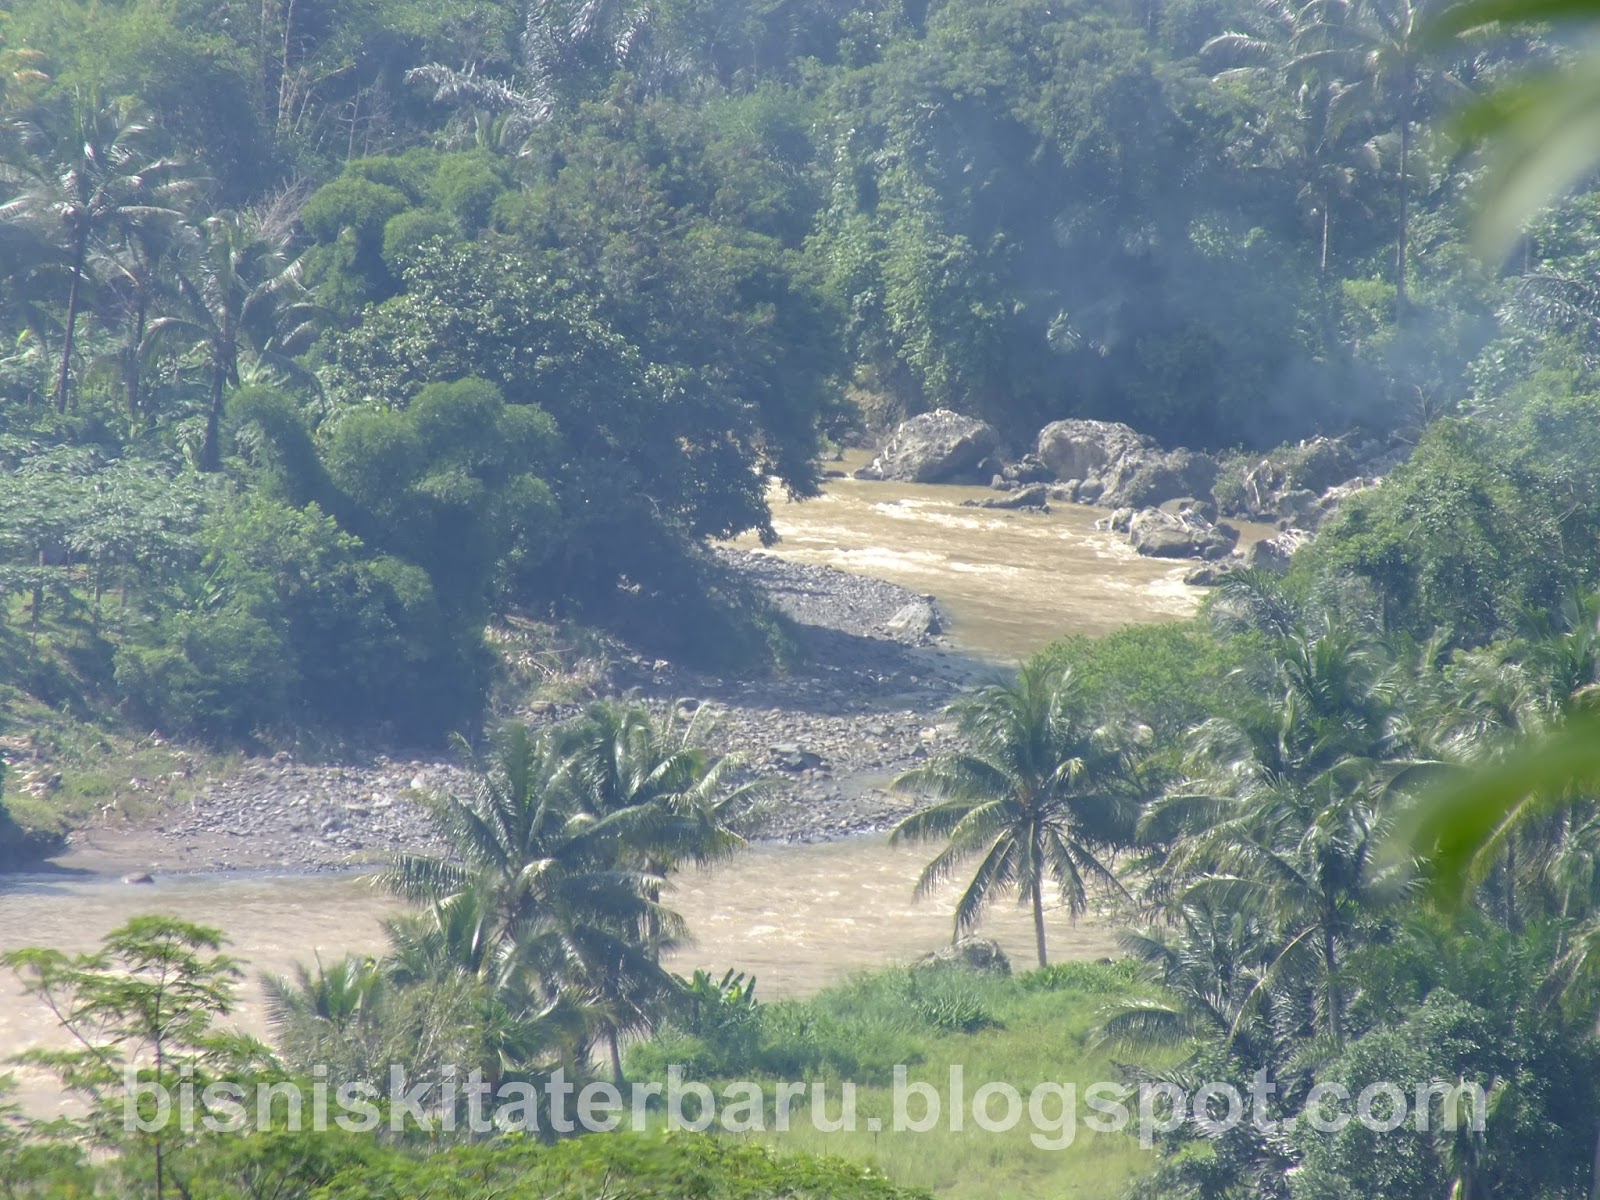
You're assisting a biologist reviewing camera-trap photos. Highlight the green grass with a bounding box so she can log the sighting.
[633,960,1177,1200]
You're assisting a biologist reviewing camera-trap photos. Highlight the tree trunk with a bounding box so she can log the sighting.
[1320,204,1330,276]
[55,239,88,413]
[1589,1117,1600,1200]
[1396,114,1410,312]
[1030,872,1048,969]
[1322,921,1343,1048]
[31,549,45,632]
[200,361,225,472]
[1504,843,1519,932]
[608,1028,625,1086]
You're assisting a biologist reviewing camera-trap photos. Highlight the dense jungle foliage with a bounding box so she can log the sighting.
[14,0,1600,1194]
[2,0,1594,753]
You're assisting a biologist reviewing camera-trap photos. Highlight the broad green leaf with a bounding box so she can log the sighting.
[1397,712,1600,908]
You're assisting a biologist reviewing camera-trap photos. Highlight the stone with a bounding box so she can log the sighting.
[919,935,1012,975]
[1128,507,1239,559]
[1158,495,1218,523]
[1227,436,1358,519]
[1098,446,1219,509]
[1183,563,1230,586]
[999,454,1053,485]
[964,483,1049,510]
[1036,418,1154,482]
[1242,529,1312,572]
[770,744,824,772]
[855,409,1001,483]
[882,598,941,640]
[122,872,155,885]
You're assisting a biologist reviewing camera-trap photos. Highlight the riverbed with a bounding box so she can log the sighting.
[1,462,1192,1111]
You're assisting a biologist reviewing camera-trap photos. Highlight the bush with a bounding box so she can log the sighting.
[314,1133,929,1200]
[114,609,292,741]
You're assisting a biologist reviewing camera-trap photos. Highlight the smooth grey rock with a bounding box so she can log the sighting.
[1036,419,1154,482]
[1128,508,1239,559]
[883,598,942,640]
[855,409,1001,483]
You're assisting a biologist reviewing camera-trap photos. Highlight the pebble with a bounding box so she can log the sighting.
[77,552,990,873]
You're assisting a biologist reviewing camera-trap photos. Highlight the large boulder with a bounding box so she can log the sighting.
[856,409,1000,483]
[1037,419,1216,509]
[1099,447,1219,509]
[919,935,1012,975]
[1128,507,1239,560]
[1242,528,1312,573]
[1225,437,1357,520]
[882,598,942,641]
[1036,419,1154,482]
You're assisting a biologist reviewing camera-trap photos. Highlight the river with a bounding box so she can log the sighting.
[1,461,1197,1110]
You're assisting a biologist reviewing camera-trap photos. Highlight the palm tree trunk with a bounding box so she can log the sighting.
[1396,115,1410,312]
[1504,843,1519,932]
[1590,1118,1600,1200]
[1030,872,1048,969]
[1322,921,1343,1048]
[1320,204,1330,276]
[55,239,88,413]
[125,293,148,420]
[608,1028,625,1085]
[201,361,226,472]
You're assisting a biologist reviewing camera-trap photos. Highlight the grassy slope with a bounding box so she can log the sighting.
[640,961,1173,1200]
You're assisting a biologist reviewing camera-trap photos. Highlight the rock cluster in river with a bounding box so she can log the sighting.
[861,411,1406,580]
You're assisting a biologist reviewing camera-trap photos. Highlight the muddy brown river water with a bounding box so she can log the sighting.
[729,451,1203,660]
[1,462,1196,1111]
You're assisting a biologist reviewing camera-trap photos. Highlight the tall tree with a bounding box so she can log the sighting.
[146,210,318,470]
[0,94,189,412]
[562,700,768,962]
[383,725,682,1082]
[890,661,1135,967]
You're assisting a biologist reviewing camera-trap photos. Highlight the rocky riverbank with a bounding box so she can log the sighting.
[47,552,988,878]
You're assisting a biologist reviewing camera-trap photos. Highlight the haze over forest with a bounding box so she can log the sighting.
[8,0,1600,1197]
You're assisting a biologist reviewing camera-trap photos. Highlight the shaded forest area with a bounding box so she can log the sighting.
[1,0,1596,747]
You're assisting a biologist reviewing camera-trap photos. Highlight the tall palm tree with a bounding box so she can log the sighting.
[1300,0,1474,307]
[890,661,1135,968]
[561,700,769,960]
[0,93,190,412]
[1204,1,1375,275]
[145,210,319,471]
[383,724,683,1082]
[92,211,185,421]
[1096,900,1303,1075]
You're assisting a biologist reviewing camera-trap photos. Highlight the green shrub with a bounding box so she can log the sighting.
[114,609,292,740]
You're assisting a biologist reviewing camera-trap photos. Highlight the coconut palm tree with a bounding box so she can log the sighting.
[92,210,186,421]
[1203,1,1377,275]
[560,700,769,960]
[1297,0,1475,307]
[383,724,683,1082]
[1096,900,1302,1073]
[0,93,190,412]
[890,661,1136,968]
[144,210,319,471]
